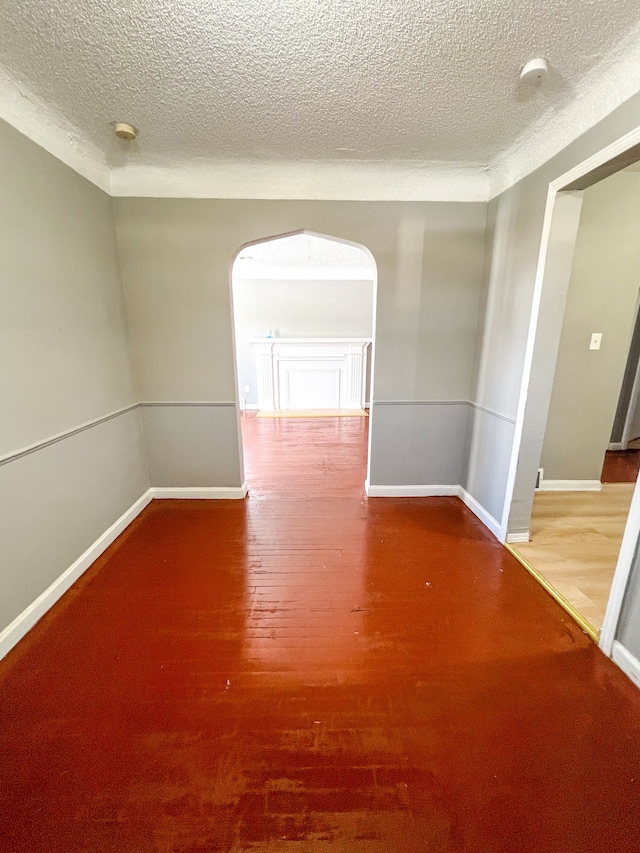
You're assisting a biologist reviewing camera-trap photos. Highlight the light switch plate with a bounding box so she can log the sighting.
[589,332,602,351]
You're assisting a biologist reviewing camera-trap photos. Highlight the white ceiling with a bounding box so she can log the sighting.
[1,0,640,199]
[233,233,374,280]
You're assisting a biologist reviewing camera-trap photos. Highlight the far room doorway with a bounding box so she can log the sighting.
[230,231,377,495]
[508,159,640,647]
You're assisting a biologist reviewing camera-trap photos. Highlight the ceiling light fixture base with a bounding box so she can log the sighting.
[520,58,549,83]
[113,122,137,141]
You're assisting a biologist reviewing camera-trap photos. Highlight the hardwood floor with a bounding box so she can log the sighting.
[513,484,635,632]
[1,415,640,851]
[601,449,640,483]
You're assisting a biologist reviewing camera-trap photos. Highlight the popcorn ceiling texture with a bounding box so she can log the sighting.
[1,0,640,197]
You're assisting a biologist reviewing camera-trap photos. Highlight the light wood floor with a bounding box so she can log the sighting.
[513,484,635,632]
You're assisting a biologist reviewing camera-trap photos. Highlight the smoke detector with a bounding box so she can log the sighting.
[113,122,137,141]
[520,58,549,83]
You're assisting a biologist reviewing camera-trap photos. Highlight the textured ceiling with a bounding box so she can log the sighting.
[1,0,640,196]
[234,233,373,279]
[2,0,640,166]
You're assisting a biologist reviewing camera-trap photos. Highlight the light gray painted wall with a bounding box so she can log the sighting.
[140,403,241,487]
[472,90,640,539]
[466,189,586,527]
[464,407,516,523]
[369,402,469,486]
[476,88,640,668]
[503,190,585,530]
[0,412,148,631]
[232,277,373,407]
[540,171,640,481]
[0,118,149,634]
[114,200,488,489]
[0,128,138,455]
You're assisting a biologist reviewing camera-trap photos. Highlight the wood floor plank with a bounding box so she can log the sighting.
[1,415,640,851]
[514,484,635,631]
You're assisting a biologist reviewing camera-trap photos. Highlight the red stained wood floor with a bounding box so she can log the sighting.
[2,413,640,851]
[602,448,640,483]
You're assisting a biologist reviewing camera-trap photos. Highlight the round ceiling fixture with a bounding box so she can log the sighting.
[520,58,549,83]
[114,122,137,141]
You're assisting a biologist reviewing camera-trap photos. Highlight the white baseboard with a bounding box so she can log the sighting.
[0,489,153,662]
[151,484,248,499]
[364,481,500,540]
[609,442,624,452]
[539,479,602,492]
[612,640,640,690]
[243,404,259,411]
[506,531,531,544]
[458,488,501,539]
[365,482,458,497]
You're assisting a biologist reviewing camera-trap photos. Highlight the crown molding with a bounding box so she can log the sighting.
[109,158,490,202]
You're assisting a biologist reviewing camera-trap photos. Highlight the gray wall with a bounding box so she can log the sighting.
[476,88,640,666]
[540,171,640,481]
[472,90,640,539]
[232,277,374,407]
[114,199,488,489]
[0,118,149,635]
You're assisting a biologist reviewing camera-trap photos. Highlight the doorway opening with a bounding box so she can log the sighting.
[504,140,640,656]
[229,231,377,496]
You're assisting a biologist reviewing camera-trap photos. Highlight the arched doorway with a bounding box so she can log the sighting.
[229,230,377,494]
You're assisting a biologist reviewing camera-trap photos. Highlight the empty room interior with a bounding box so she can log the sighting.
[4,2,640,851]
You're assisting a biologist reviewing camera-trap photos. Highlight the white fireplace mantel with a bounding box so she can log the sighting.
[250,337,371,411]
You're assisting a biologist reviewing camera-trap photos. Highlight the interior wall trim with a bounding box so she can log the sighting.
[600,475,640,655]
[0,401,239,468]
[0,403,139,468]
[151,485,248,499]
[506,531,531,544]
[458,487,502,539]
[373,399,468,406]
[539,479,602,492]
[0,489,153,662]
[0,400,512,470]
[364,481,502,539]
[365,482,459,497]
[371,399,516,424]
[139,401,236,407]
[468,402,516,425]
[612,640,640,690]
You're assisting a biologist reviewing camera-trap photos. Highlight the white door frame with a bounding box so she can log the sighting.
[619,295,640,450]
[228,229,378,488]
[501,122,640,656]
